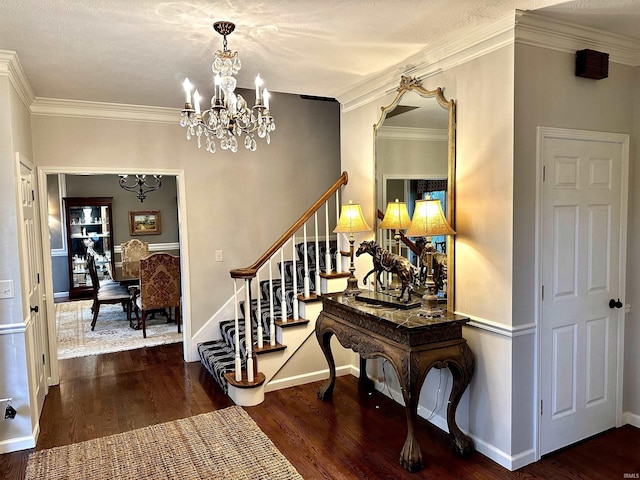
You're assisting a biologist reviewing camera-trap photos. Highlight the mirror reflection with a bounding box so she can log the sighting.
[374,76,456,310]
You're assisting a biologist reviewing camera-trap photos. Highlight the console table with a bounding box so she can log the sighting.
[315,293,474,472]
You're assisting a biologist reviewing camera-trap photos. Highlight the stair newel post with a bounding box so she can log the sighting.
[325,202,331,275]
[244,278,255,383]
[280,246,287,323]
[314,212,321,296]
[256,270,263,349]
[303,223,311,298]
[335,193,343,273]
[268,258,275,346]
[233,279,242,382]
[292,232,299,320]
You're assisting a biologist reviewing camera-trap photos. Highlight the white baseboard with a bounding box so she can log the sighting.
[0,434,35,454]
[372,378,534,471]
[265,365,352,393]
[54,291,69,299]
[623,411,640,428]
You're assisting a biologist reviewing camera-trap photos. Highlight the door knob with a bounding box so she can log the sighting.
[608,298,623,309]
[30,305,39,313]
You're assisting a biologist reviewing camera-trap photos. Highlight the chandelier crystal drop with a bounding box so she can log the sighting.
[180,21,275,154]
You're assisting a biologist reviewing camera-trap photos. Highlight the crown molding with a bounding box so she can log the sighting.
[0,50,35,110]
[340,10,640,112]
[339,13,516,111]
[515,10,640,66]
[378,126,448,141]
[30,97,180,123]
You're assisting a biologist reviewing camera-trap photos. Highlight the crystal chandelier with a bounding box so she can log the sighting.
[180,21,275,154]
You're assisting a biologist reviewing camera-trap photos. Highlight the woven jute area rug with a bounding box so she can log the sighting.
[56,300,182,359]
[25,406,303,480]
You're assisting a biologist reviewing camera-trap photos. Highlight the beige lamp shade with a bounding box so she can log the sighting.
[334,201,371,234]
[405,199,455,237]
[379,199,412,231]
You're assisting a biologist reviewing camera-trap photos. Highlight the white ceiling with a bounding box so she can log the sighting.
[1,0,639,108]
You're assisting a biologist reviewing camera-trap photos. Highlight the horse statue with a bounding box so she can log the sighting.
[355,240,418,302]
[415,237,447,292]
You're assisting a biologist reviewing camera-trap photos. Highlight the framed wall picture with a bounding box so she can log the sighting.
[129,210,161,235]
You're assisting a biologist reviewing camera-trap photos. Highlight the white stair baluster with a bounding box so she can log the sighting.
[244,280,254,383]
[335,193,342,273]
[303,223,310,297]
[292,232,299,320]
[268,258,275,346]
[256,270,263,348]
[280,246,287,323]
[233,279,242,382]
[314,212,321,296]
[325,202,331,275]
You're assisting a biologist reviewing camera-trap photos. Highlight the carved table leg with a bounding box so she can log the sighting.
[446,342,475,455]
[316,314,336,400]
[387,353,426,472]
[358,356,375,394]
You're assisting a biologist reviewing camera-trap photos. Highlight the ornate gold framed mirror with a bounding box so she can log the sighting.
[374,76,456,310]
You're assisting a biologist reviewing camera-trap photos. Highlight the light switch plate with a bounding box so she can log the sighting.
[0,280,14,299]
[215,250,223,262]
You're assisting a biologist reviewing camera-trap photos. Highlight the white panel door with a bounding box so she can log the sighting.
[539,131,627,455]
[18,155,48,417]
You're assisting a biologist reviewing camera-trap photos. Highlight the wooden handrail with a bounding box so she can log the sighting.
[230,171,349,280]
[376,208,420,256]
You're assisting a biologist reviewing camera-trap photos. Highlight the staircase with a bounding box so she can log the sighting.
[197,172,350,405]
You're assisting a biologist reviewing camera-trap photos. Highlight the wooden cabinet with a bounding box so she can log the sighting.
[64,197,115,299]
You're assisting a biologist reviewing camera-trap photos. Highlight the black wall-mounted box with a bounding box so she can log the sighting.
[575,49,609,80]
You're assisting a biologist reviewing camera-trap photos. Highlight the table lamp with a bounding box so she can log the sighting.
[334,201,371,296]
[405,198,455,316]
[379,199,411,291]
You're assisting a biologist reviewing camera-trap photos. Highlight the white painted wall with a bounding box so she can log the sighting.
[0,69,39,452]
[341,44,520,466]
[513,43,640,429]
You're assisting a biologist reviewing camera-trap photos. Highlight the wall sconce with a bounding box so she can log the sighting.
[118,175,162,203]
[334,201,371,296]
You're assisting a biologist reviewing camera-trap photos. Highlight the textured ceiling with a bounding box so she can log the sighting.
[0,0,639,108]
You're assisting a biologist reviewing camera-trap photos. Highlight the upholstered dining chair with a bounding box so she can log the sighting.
[133,253,181,338]
[121,239,149,263]
[86,255,132,331]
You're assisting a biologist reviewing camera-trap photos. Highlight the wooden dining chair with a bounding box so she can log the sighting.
[133,253,181,338]
[87,255,132,331]
[121,239,149,263]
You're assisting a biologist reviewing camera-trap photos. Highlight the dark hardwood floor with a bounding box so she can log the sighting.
[1,342,638,479]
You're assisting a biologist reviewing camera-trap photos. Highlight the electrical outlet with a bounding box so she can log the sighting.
[215,250,223,262]
[0,280,14,299]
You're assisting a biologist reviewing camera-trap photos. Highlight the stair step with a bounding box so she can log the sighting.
[275,317,310,328]
[255,342,287,355]
[198,340,243,394]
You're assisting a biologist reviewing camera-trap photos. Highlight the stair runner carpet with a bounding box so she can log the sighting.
[198,242,336,393]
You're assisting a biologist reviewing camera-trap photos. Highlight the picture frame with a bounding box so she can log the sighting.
[129,210,161,235]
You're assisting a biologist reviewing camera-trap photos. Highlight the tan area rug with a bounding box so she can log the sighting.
[56,300,183,360]
[25,406,302,480]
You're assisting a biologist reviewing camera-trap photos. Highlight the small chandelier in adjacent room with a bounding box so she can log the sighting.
[180,21,275,154]
[118,175,162,203]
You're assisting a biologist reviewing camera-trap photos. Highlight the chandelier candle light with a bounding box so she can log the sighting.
[180,21,275,154]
